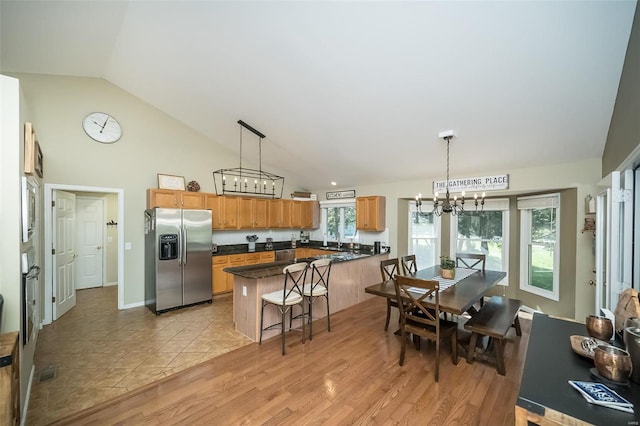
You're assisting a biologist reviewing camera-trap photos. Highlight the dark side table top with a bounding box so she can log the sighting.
[517,313,640,424]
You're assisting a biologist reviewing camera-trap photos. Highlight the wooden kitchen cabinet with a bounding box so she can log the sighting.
[208,195,239,230]
[212,256,230,294]
[147,189,206,209]
[245,253,261,265]
[356,196,386,231]
[295,248,310,258]
[259,251,275,263]
[301,201,320,229]
[238,197,269,229]
[291,201,303,228]
[269,199,295,228]
[0,332,19,426]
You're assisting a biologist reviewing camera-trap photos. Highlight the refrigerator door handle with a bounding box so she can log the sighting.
[182,225,188,265]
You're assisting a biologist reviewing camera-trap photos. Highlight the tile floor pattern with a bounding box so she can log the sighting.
[27,286,251,425]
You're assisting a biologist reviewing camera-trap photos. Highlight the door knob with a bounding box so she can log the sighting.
[97,246,102,250]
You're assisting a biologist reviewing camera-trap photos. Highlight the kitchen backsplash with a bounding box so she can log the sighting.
[212,228,388,247]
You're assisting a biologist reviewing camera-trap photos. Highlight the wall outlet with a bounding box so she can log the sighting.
[125,242,132,250]
[242,285,247,296]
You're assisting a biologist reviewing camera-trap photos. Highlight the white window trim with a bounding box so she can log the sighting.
[449,198,510,285]
[518,193,560,301]
[408,201,441,267]
[320,199,356,242]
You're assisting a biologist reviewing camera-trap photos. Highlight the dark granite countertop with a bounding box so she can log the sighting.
[223,251,387,279]
[213,240,381,256]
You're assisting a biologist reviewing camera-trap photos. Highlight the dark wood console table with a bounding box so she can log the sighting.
[516,313,640,425]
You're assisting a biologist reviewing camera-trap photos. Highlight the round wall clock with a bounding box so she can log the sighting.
[82,112,122,143]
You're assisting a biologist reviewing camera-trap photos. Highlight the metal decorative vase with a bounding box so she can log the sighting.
[625,326,640,384]
[624,317,640,348]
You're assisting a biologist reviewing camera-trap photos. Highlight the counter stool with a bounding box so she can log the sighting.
[259,262,308,355]
[302,258,332,340]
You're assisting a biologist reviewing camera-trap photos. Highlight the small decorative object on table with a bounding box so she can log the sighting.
[187,180,200,192]
[569,335,607,359]
[440,256,456,280]
[586,315,614,341]
[568,380,634,413]
[593,345,632,384]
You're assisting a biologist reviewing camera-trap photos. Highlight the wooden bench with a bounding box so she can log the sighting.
[463,296,522,375]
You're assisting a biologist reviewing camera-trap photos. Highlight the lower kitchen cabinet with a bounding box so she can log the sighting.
[213,253,277,295]
[212,256,230,294]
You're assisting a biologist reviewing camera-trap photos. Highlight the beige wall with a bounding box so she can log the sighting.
[311,158,600,319]
[603,1,640,175]
[12,73,305,307]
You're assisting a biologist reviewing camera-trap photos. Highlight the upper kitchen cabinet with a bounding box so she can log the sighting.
[301,201,320,229]
[238,197,269,229]
[291,201,304,228]
[207,194,239,229]
[356,196,386,231]
[147,189,205,209]
[268,199,293,228]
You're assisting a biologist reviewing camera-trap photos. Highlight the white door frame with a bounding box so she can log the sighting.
[43,183,124,325]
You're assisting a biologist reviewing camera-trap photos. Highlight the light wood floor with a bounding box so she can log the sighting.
[51,296,530,425]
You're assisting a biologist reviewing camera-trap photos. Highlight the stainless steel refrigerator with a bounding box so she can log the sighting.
[145,208,212,314]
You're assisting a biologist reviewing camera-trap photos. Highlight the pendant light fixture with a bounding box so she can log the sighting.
[213,120,285,198]
[415,131,484,216]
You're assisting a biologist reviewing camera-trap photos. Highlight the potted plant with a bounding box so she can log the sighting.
[440,256,456,279]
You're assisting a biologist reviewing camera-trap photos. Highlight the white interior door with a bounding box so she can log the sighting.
[53,190,77,319]
[597,170,634,313]
[76,197,104,290]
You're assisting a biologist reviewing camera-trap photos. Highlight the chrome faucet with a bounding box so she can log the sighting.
[336,231,343,250]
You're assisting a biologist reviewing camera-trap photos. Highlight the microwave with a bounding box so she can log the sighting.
[21,177,37,242]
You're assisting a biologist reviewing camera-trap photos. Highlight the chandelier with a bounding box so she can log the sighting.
[415,132,484,216]
[213,120,285,198]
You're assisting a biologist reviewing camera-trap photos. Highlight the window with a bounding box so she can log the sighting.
[408,201,441,267]
[450,199,509,284]
[320,200,356,241]
[518,194,560,300]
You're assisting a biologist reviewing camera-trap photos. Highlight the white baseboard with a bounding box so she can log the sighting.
[21,365,35,426]
[122,300,145,309]
[104,282,118,287]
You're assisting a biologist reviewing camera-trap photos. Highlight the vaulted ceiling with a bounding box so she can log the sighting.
[1,1,636,190]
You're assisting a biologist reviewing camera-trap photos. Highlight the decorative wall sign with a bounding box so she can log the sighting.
[433,174,509,194]
[326,189,356,200]
[158,174,186,190]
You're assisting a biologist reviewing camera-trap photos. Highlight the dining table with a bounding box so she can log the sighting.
[364,265,507,316]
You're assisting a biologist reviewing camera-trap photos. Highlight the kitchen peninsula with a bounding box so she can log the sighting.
[225,251,388,341]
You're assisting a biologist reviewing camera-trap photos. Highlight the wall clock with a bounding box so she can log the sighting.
[82,112,122,144]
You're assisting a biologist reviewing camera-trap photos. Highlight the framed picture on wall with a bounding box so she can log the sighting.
[24,122,36,175]
[158,174,186,190]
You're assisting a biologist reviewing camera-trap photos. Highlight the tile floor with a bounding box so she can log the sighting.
[27,286,251,425]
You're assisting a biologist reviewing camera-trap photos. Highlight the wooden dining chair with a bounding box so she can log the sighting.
[455,253,486,273]
[394,275,459,382]
[380,258,401,331]
[400,254,417,276]
[456,253,487,309]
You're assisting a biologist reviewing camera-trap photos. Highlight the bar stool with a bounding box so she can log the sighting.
[302,258,332,340]
[259,262,308,355]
